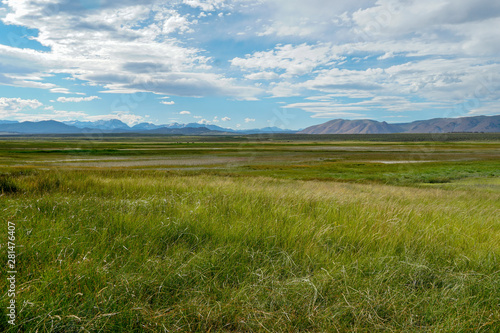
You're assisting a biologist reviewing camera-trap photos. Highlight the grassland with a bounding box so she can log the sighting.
[1,134,499,332]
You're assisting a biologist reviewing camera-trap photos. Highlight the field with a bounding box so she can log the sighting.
[1,133,499,332]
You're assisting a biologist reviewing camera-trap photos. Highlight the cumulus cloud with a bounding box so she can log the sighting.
[0,1,261,100]
[0,96,146,124]
[232,43,341,77]
[249,0,372,39]
[155,9,194,34]
[244,72,279,81]
[244,117,255,123]
[179,110,191,114]
[57,96,101,103]
[0,97,43,117]
[1,0,500,121]
[197,116,221,124]
[7,110,88,122]
[16,110,145,125]
[269,81,301,98]
[183,0,225,12]
[227,0,500,118]
[86,111,144,126]
[302,68,384,93]
[222,116,231,121]
[351,0,500,40]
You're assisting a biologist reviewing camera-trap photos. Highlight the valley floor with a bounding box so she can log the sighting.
[0,135,499,332]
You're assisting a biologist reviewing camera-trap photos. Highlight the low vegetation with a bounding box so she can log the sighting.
[0,135,499,332]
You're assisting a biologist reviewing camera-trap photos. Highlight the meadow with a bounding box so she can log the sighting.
[0,133,499,332]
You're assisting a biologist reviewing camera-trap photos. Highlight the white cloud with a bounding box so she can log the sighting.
[183,0,225,12]
[7,110,88,122]
[351,0,500,42]
[84,111,145,126]
[160,100,175,105]
[468,104,500,116]
[57,96,100,103]
[0,1,261,100]
[1,0,500,122]
[179,110,191,114]
[302,67,384,93]
[245,72,279,81]
[226,1,500,116]
[0,97,43,116]
[93,72,261,99]
[248,0,372,39]
[231,43,341,77]
[283,96,444,118]
[50,88,73,94]
[222,116,231,121]
[198,116,221,124]
[257,23,315,38]
[16,111,144,125]
[377,52,394,60]
[156,9,193,34]
[244,117,255,122]
[269,81,301,98]
[0,96,145,124]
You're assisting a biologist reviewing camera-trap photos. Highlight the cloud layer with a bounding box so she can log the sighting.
[0,0,499,124]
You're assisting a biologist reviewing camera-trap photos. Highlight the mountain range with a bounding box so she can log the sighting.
[299,115,500,134]
[0,115,498,135]
[0,119,295,135]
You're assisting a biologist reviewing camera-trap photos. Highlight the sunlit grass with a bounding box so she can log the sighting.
[0,168,499,332]
[0,137,499,331]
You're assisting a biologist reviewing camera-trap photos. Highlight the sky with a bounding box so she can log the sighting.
[0,0,499,130]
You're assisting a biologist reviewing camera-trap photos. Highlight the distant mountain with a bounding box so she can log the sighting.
[396,116,500,133]
[64,119,130,130]
[169,123,237,132]
[3,115,495,135]
[0,119,296,135]
[129,122,294,134]
[144,126,230,135]
[0,120,83,134]
[299,115,500,134]
[300,119,397,134]
[160,122,184,128]
[131,122,163,131]
[237,127,297,134]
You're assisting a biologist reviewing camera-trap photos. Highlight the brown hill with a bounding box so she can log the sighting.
[299,115,500,134]
[300,119,399,134]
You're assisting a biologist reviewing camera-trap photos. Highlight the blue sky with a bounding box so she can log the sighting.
[0,0,499,129]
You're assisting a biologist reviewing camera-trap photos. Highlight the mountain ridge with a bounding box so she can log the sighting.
[299,115,500,134]
[0,119,296,135]
[0,115,498,135]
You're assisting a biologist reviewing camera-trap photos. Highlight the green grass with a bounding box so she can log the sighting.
[0,137,499,332]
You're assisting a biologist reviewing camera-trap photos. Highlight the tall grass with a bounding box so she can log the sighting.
[1,170,498,331]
